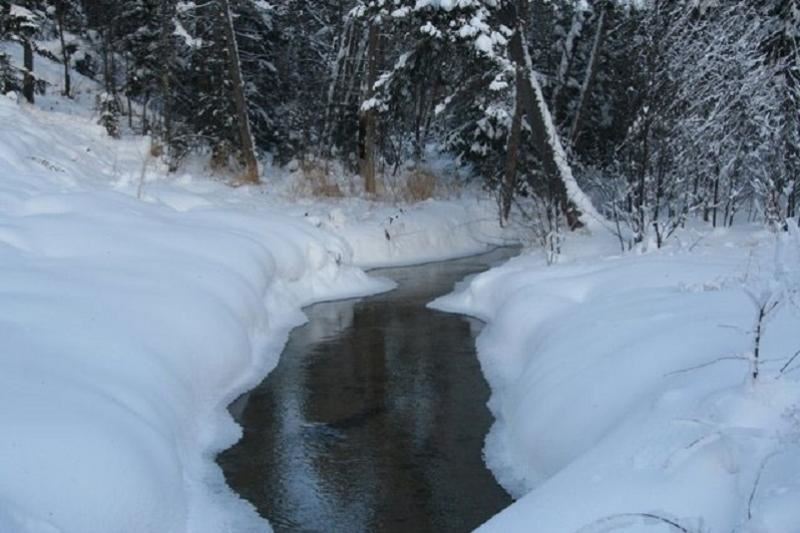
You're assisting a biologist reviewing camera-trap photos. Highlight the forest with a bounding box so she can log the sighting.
[2,0,797,245]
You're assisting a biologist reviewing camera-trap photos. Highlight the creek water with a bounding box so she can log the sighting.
[218,248,516,532]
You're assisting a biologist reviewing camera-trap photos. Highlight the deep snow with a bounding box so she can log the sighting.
[433,227,800,532]
[0,43,510,533]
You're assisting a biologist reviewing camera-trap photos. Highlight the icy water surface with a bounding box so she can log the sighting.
[218,248,516,532]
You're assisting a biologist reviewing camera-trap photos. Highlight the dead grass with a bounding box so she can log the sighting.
[292,158,343,198]
[288,158,446,202]
[380,166,439,202]
[210,141,233,171]
[403,168,437,201]
[149,140,164,158]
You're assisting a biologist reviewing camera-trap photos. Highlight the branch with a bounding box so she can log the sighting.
[664,356,748,377]
[779,349,800,376]
[747,452,779,522]
[578,512,690,533]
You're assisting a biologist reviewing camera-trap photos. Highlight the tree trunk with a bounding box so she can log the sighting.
[56,0,71,97]
[158,0,174,160]
[551,4,589,122]
[712,175,720,228]
[102,27,112,95]
[219,0,259,184]
[142,91,150,134]
[501,78,524,224]
[358,21,379,195]
[22,39,34,103]
[321,18,353,158]
[502,3,602,230]
[570,3,607,144]
[635,118,650,241]
[358,23,379,193]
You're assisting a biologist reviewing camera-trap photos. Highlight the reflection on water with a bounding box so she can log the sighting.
[218,248,517,532]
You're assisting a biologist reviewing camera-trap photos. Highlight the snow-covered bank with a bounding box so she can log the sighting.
[433,228,800,532]
[0,96,396,532]
[0,76,510,533]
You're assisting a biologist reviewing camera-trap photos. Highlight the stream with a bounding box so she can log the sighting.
[218,248,517,532]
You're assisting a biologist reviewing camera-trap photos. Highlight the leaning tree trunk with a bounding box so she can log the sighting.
[502,3,603,230]
[219,0,260,185]
[358,21,380,195]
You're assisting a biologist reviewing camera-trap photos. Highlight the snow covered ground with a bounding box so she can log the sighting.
[433,227,800,532]
[0,44,509,533]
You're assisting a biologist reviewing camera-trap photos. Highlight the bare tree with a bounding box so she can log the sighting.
[54,0,72,97]
[569,2,609,144]
[358,19,380,194]
[219,0,259,184]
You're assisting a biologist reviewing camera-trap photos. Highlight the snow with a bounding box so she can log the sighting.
[296,198,506,268]
[174,20,203,49]
[9,5,36,22]
[0,44,511,533]
[432,226,800,532]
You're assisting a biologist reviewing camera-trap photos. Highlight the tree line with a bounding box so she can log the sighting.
[1,0,797,244]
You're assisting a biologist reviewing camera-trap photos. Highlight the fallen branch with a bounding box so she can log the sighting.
[664,356,748,377]
[747,452,779,522]
[779,349,800,376]
[578,512,690,533]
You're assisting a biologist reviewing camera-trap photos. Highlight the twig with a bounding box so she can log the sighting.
[779,349,800,376]
[747,452,778,522]
[752,298,781,381]
[137,139,154,200]
[664,356,748,377]
[688,232,707,252]
[578,512,690,533]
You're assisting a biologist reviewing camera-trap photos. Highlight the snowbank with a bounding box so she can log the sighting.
[138,177,508,271]
[433,227,800,532]
[293,198,506,268]
[0,94,395,533]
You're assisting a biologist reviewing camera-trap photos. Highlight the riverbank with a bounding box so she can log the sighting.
[433,226,800,532]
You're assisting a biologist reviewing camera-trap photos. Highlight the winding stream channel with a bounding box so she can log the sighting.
[219,248,516,532]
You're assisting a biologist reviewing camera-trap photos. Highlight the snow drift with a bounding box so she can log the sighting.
[434,228,800,532]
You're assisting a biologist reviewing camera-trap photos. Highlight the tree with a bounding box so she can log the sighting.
[53,0,78,97]
[358,19,380,193]
[599,2,791,248]
[6,2,43,103]
[568,1,609,145]
[219,0,259,184]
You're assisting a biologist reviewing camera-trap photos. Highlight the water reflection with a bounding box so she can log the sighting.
[219,249,517,532]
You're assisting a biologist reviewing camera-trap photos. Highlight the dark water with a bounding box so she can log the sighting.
[218,248,516,532]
